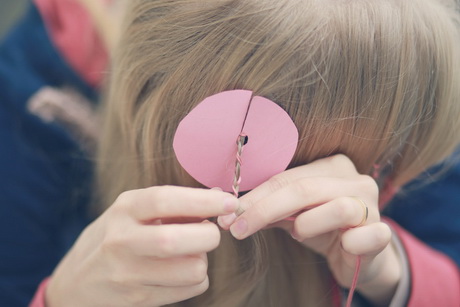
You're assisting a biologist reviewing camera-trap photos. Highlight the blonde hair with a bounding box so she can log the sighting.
[97,0,460,305]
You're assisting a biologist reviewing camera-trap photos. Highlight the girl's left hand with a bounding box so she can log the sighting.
[218,154,401,306]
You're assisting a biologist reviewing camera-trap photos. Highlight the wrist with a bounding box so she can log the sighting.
[45,274,62,307]
[44,250,79,307]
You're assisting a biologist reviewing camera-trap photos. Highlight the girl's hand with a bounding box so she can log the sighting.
[218,154,401,306]
[46,186,238,307]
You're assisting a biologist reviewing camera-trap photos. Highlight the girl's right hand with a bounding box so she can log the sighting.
[45,186,239,307]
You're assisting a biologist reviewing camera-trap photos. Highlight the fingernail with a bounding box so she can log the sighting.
[216,216,227,229]
[291,231,300,241]
[211,187,223,191]
[220,213,237,226]
[230,218,248,238]
[223,197,238,213]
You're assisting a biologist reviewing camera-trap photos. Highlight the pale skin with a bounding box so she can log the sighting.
[219,154,401,306]
[46,154,401,307]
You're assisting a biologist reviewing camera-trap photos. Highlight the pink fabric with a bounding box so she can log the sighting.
[379,180,399,210]
[386,219,460,306]
[331,277,342,307]
[29,277,50,307]
[33,0,108,88]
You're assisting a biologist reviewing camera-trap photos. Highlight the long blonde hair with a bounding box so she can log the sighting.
[97,0,460,305]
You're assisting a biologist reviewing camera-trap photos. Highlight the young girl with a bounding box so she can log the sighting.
[7,0,460,306]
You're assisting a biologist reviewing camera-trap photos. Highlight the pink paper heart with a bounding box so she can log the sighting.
[173,90,298,192]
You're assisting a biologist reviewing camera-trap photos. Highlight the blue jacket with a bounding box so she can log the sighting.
[385,162,460,266]
[0,4,95,306]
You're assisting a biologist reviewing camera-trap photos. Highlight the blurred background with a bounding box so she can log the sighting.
[0,0,28,39]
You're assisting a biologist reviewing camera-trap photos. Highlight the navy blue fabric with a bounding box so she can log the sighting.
[384,163,460,266]
[0,4,94,306]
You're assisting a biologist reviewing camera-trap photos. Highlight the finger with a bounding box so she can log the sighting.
[238,154,358,210]
[110,255,208,288]
[147,276,210,306]
[291,197,376,240]
[217,213,237,230]
[141,255,209,287]
[231,177,373,239]
[126,222,221,257]
[341,223,392,256]
[115,186,239,221]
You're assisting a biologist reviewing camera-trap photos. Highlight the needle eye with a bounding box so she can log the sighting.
[243,135,249,145]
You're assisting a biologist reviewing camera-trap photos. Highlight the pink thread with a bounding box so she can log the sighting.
[331,276,342,307]
[285,210,362,306]
[233,134,247,216]
[345,256,362,307]
[372,163,381,179]
[232,177,242,197]
[233,134,247,198]
[379,179,399,210]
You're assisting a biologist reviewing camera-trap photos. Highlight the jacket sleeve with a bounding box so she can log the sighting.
[0,2,98,306]
[29,278,50,307]
[34,0,108,88]
[384,162,460,266]
[386,219,460,307]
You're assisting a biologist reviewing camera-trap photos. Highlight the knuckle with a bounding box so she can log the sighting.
[101,229,128,254]
[149,185,169,201]
[291,178,313,199]
[108,269,131,289]
[267,175,290,193]
[334,198,358,223]
[330,154,356,173]
[192,276,210,297]
[356,174,378,193]
[153,230,176,257]
[113,191,134,213]
[187,259,208,285]
[148,186,168,216]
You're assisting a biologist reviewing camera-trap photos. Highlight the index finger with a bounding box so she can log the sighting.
[239,154,357,212]
[116,186,239,221]
[232,177,365,239]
